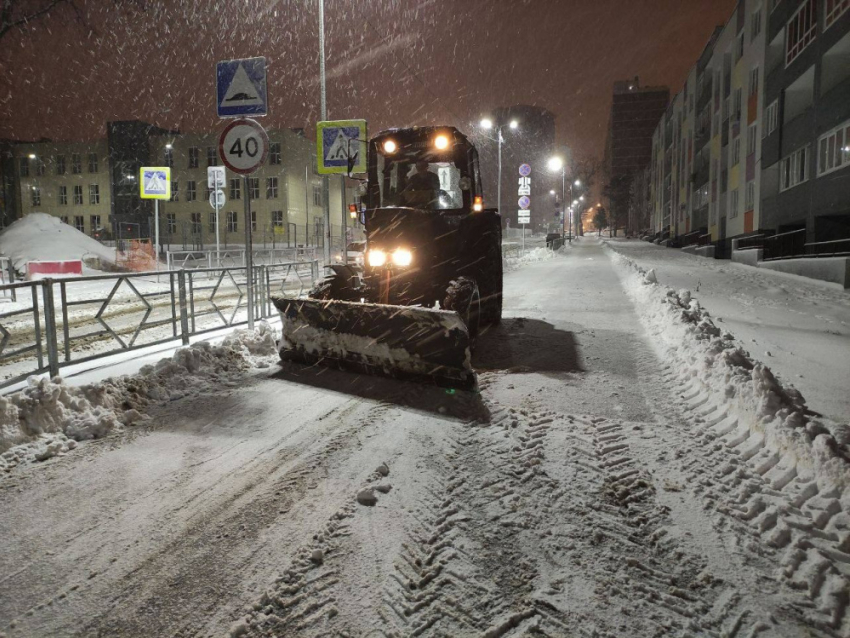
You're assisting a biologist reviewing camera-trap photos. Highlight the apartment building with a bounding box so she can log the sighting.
[760,0,850,244]
[603,79,669,233]
[651,0,850,256]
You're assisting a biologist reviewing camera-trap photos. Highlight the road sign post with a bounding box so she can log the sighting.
[219,119,268,330]
[208,166,226,264]
[140,167,171,278]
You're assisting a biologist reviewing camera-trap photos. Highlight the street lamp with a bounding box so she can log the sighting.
[480,117,519,215]
[549,156,585,241]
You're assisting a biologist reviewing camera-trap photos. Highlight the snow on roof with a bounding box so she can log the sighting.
[0,213,116,273]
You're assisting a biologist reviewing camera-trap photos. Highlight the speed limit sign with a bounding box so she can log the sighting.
[219,118,269,174]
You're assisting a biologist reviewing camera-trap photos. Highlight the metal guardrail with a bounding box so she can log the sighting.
[0,260,319,390]
[763,228,806,261]
[0,257,15,302]
[805,238,850,258]
[165,247,320,271]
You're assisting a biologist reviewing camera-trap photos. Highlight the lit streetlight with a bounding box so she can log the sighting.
[479,117,519,215]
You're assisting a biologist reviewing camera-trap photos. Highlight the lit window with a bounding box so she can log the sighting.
[31,187,41,207]
[817,120,850,176]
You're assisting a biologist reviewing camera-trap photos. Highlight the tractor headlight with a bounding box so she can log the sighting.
[382,139,397,154]
[367,249,387,267]
[434,134,450,150]
[392,248,413,267]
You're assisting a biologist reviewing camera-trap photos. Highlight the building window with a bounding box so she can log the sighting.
[764,100,779,136]
[272,210,284,227]
[186,180,196,202]
[251,210,257,231]
[751,6,762,41]
[90,214,101,232]
[733,136,742,165]
[35,159,45,176]
[747,123,758,155]
[266,177,279,199]
[73,216,84,232]
[226,211,238,232]
[780,145,809,190]
[190,212,202,234]
[733,88,742,120]
[19,157,29,177]
[171,181,179,201]
[270,142,281,165]
[730,189,739,218]
[825,0,850,29]
[204,185,213,202]
[89,184,100,205]
[817,119,850,176]
[59,186,67,205]
[749,66,759,96]
[786,0,817,66]
[230,178,241,200]
[207,146,217,167]
[88,153,98,173]
[71,153,82,174]
[60,216,68,224]
[188,146,199,169]
[736,32,745,61]
[166,213,176,234]
[55,155,65,175]
[312,184,322,206]
[31,187,41,206]
[209,211,217,233]
[248,177,259,200]
[164,147,173,168]
[73,185,83,205]
[745,181,756,209]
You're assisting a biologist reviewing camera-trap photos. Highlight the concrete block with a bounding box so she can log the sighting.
[758,257,850,288]
[695,246,715,258]
[681,245,697,254]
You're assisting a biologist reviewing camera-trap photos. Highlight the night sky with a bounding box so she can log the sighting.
[0,0,736,163]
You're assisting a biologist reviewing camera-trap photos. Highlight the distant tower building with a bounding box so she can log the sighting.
[603,78,669,233]
[477,105,557,231]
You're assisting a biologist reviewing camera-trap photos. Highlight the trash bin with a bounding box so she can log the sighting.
[546,233,564,250]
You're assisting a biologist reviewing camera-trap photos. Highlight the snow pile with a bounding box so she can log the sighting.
[0,322,278,473]
[504,246,555,272]
[607,247,850,493]
[0,212,116,274]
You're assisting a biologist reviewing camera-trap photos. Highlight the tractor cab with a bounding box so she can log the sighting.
[365,127,485,213]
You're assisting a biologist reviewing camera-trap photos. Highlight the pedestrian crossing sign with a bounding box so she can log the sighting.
[316,120,367,175]
[140,167,171,200]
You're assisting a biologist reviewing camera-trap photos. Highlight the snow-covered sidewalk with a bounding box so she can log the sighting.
[604,238,850,424]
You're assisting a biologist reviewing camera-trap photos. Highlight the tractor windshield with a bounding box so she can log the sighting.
[376,154,464,210]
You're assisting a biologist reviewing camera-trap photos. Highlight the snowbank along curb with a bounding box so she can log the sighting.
[0,322,279,473]
[603,242,850,497]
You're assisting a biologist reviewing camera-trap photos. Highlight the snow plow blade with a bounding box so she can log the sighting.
[272,297,475,390]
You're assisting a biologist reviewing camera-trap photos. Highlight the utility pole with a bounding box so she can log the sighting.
[318,0,331,266]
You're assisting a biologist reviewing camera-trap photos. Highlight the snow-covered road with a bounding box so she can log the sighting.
[604,239,850,424]
[1,240,846,637]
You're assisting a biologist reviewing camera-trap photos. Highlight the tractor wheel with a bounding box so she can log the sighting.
[308,265,361,301]
[443,276,481,340]
[477,237,503,326]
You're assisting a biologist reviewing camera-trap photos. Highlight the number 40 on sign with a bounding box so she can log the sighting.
[219,118,269,175]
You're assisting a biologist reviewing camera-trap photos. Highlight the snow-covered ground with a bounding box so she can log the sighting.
[1,239,848,637]
[603,239,850,425]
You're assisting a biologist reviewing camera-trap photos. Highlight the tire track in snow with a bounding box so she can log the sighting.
[656,360,850,636]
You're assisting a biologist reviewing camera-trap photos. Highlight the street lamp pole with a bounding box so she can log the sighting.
[480,118,517,215]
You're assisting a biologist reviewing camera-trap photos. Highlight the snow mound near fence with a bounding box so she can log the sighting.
[0,322,279,473]
[606,245,850,495]
[0,212,117,274]
[504,246,555,272]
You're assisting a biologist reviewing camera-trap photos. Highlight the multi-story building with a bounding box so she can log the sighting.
[7,122,354,249]
[14,139,113,236]
[603,78,670,233]
[651,0,850,256]
[761,0,850,244]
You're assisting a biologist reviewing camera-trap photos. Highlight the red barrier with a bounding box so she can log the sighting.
[26,260,83,280]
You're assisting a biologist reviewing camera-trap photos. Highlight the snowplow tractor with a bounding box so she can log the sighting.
[273,126,502,390]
